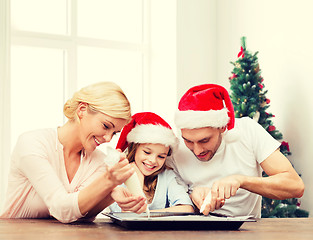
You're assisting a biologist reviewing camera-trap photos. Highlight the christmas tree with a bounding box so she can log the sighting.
[228,36,309,218]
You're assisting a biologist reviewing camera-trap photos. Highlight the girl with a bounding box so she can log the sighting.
[1,82,134,223]
[109,112,194,213]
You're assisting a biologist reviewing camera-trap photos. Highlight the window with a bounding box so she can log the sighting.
[1,0,149,208]
[10,0,147,147]
[1,0,178,211]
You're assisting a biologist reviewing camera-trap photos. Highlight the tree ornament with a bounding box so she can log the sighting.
[238,46,245,58]
[253,111,260,122]
[254,64,260,73]
[268,125,276,131]
[281,141,290,152]
[235,63,241,68]
[229,73,237,80]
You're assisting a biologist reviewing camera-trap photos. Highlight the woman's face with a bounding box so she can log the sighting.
[78,104,127,153]
[134,143,169,176]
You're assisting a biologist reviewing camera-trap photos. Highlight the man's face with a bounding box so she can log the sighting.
[181,127,225,162]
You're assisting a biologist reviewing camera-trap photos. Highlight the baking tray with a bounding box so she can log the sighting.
[104,212,256,230]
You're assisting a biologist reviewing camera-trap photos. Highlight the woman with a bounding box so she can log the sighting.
[109,112,194,213]
[0,82,134,223]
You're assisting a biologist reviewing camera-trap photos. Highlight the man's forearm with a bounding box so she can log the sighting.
[239,172,304,200]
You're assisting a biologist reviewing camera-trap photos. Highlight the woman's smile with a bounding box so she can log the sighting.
[93,136,101,146]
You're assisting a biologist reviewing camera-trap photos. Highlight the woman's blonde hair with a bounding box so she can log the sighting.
[63,81,131,121]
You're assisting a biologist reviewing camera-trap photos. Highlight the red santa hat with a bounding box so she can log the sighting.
[116,112,179,152]
[175,84,238,141]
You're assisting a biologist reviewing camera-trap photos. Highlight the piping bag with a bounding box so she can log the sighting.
[200,191,212,213]
[106,147,150,218]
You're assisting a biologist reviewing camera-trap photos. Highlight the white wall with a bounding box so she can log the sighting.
[177,0,217,100]
[149,0,177,125]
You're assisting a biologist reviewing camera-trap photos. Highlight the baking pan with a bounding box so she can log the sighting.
[104,212,256,230]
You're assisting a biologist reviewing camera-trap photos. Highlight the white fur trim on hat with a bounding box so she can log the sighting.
[174,108,229,129]
[127,124,179,152]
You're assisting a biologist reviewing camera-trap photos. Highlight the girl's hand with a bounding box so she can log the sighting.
[111,187,147,213]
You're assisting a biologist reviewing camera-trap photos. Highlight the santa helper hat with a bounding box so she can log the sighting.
[174,84,239,142]
[116,112,179,152]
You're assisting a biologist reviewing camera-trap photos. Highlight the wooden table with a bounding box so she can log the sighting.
[0,217,312,240]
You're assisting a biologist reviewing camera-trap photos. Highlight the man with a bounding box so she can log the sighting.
[170,83,304,217]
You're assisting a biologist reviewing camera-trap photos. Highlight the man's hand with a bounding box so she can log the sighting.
[111,187,147,213]
[190,187,211,215]
[191,175,242,215]
[210,174,242,201]
[190,187,225,215]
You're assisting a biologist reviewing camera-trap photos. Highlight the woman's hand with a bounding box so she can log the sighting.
[105,152,134,187]
[111,187,147,213]
[78,153,135,217]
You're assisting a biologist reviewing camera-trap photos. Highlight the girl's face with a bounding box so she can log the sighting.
[78,103,127,153]
[134,143,170,176]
